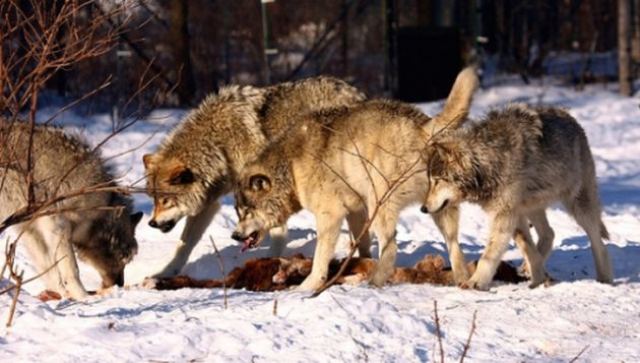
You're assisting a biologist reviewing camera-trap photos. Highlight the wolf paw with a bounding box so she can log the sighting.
[459,278,490,291]
[141,277,159,289]
[295,275,325,292]
[369,270,390,288]
[517,261,531,278]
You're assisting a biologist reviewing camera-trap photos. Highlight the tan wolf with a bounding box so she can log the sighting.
[143,76,370,277]
[421,104,614,290]
[232,67,479,291]
[0,123,142,300]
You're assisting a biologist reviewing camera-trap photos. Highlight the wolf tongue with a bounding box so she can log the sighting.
[241,237,254,252]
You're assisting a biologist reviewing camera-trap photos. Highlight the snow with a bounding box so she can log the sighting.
[2,81,640,362]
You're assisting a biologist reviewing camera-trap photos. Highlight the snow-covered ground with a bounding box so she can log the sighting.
[2,80,640,362]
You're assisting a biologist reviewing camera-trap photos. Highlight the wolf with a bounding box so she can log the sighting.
[421,104,614,290]
[231,67,479,291]
[143,76,371,277]
[0,122,142,300]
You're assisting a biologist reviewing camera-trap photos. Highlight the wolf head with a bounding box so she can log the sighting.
[143,153,228,232]
[421,141,468,214]
[75,204,142,288]
[232,159,301,251]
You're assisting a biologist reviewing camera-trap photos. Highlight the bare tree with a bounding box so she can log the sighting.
[168,0,195,105]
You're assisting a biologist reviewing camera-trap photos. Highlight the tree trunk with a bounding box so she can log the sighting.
[170,0,196,106]
[632,0,640,61]
[341,0,349,77]
[619,0,633,96]
[416,0,431,26]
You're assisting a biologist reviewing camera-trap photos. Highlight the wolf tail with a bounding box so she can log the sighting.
[426,66,479,137]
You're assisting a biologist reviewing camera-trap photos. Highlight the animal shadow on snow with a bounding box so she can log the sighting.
[549,237,640,283]
[181,227,640,284]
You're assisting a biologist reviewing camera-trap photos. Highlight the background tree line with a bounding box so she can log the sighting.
[2,0,638,116]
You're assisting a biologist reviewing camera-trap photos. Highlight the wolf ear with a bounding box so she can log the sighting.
[426,143,447,176]
[249,174,271,192]
[143,154,156,169]
[130,211,143,228]
[169,167,195,185]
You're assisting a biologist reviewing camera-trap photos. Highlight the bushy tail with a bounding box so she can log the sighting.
[426,66,479,136]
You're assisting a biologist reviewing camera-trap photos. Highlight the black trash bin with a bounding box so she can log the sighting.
[396,26,462,102]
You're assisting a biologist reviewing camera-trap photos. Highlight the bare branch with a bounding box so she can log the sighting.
[434,300,445,363]
[459,310,478,363]
[569,345,590,363]
[209,236,228,310]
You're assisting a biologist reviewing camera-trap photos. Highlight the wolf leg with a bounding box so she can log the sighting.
[528,209,554,263]
[155,201,220,277]
[297,210,345,291]
[346,209,372,258]
[267,224,288,257]
[465,212,516,290]
[563,190,613,283]
[21,228,64,293]
[38,216,88,300]
[432,205,468,283]
[513,216,546,288]
[369,207,399,287]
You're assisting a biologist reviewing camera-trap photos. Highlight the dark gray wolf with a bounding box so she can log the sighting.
[421,104,613,290]
[0,123,141,299]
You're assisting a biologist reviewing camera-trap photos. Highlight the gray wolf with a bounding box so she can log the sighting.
[143,76,370,277]
[232,67,479,291]
[421,104,614,290]
[0,122,142,300]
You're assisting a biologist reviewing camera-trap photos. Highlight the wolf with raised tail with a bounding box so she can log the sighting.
[232,67,479,291]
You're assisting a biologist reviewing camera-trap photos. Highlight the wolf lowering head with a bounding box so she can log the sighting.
[76,200,143,288]
[232,157,301,251]
[0,123,143,298]
[421,141,476,214]
[143,152,229,233]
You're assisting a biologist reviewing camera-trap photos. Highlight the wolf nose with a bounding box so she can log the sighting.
[148,219,158,228]
[420,205,429,214]
[231,231,243,242]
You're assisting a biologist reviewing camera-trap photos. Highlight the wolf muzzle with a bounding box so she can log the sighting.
[148,219,176,233]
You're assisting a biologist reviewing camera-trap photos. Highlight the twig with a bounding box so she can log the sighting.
[6,269,23,327]
[459,310,477,363]
[0,255,67,296]
[434,300,444,363]
[209,236,228,310]
[569,345,590,363]
[272,295,278,316]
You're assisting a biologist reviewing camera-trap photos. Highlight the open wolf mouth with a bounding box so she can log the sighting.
[241,231,260,252]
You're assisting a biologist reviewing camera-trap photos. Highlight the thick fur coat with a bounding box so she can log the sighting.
[423,105,613,289]
[233,68,479,291]
[143,76,369,277]
[0,122,141,299]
